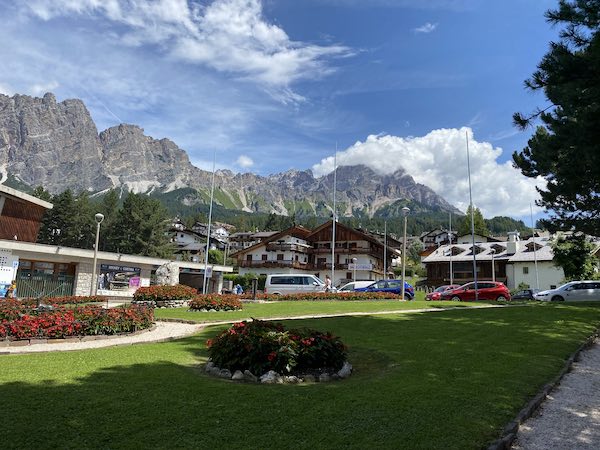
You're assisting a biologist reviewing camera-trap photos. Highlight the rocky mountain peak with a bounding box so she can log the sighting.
[0,91,460,217]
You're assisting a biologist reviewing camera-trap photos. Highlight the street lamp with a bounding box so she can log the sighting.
[490,248,496,283]
[352,257,357,283]
[401,207,410,301]
[91,213,104,296]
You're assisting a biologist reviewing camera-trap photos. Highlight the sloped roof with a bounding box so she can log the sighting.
[423,238,554,263]
[232,226,312,256]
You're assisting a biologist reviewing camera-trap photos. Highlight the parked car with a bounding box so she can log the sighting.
[439,281,511,301]
[264,274,326,295]
[425,284,461,301]
[338,281,375,292]
[355,279,415,299]
[534,281,600,302]
[511,288,540,300]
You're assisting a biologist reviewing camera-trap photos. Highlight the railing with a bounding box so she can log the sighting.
[239,260,312,270]
[265,243,310,253]
[16,274,75,298]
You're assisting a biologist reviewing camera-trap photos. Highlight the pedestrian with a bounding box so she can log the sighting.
[325,275,332,292]
[5,280,16,298]
[235,284,244,295]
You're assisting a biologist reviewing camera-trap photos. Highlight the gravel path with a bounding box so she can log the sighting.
[512,341,600,449]
[1,321,204,354]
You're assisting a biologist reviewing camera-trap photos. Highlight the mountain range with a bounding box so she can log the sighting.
[0,92,460,218]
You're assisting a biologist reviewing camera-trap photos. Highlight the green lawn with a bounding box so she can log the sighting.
[154,299,494,323]
[2,303,599,449]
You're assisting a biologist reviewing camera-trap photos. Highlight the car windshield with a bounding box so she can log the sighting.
[434,286,448,292]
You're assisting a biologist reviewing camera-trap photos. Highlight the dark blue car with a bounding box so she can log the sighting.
[355,279,414,299]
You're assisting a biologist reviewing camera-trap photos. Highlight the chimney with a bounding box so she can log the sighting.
[506,231,520,255]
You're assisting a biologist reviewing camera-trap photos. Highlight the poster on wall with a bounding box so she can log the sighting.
[98,264,141,292]
[0,249,19,298]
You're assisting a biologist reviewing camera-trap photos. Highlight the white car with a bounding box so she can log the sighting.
[534,281,600,302]
[338,281,374,292]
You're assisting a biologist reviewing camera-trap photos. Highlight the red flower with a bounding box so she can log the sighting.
[267,351,277,361]
[206,339,213,348]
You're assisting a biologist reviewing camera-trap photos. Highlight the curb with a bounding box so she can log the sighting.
[0,324,157,349]
[487,330,599,450]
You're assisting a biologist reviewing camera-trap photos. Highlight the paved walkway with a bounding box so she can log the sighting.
[512,340,600,449]
[1,321,204,354]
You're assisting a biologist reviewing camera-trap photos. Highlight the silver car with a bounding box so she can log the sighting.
[534,281,600,302]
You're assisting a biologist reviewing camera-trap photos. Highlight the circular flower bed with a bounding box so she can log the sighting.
[188,294,242,312]
[0,299,154,340]
[205,320,351,383]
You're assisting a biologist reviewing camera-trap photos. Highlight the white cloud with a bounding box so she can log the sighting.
[23,0,351,95]
[236,155,254,168]
[312,127,545,218]
[414,22,438,33]
[29,80,59,96]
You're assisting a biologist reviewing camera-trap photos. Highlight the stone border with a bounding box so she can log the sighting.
[487,330,599,450]
[204,360,353,384]
[0,324,157,347]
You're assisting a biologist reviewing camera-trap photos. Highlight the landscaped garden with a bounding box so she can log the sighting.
[2,302,600,448]
[153,298,495,323]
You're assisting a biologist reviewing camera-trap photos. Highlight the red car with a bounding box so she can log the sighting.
[439,282,511,301]
[425,284,461,301]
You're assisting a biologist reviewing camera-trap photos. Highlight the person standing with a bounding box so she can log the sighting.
[325,275,332,292]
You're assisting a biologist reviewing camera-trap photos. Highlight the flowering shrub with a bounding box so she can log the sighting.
[19,295,107,306]
[207,320,347,376]
[188,294,243,311]
[133,284,197,302]
[0,299,153,340]
[243,292,401,301]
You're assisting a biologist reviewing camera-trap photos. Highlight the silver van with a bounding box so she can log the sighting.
[264,274,326,295]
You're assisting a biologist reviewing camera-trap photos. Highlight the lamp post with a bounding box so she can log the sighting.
[352,257,357,283]
[401,206,410,300]
[490,248,496,283]
[91,213,104,296]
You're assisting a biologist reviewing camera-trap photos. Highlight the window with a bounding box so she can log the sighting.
[261,254,267,261]
[346,272,352,279]
[277,254,284,261]
[523,266,529,274]
[246,255,252,261]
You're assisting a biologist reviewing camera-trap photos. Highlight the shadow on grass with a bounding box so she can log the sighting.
[2,303,600,449]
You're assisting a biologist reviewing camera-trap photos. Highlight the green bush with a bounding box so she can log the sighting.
[224,274,266,291]
[207,319,347,376]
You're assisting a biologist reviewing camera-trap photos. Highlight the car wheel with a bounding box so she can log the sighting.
[451,295,461,302]
[496,295,507,301]
[551,295,564,302]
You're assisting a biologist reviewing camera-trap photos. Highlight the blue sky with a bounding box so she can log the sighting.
[0,0,559,220]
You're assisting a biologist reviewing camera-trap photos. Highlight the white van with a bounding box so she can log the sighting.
[264,274,326,295]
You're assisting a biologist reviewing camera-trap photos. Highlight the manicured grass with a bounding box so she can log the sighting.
[153,299,493,323]
[2,303,599,449]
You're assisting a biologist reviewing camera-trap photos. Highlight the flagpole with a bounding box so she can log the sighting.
[331,145,337,288]
[466,131,478,301]
[530,203,540,290]
[383,221,387,280]
[449,212,453,285]
[202,151,216,295]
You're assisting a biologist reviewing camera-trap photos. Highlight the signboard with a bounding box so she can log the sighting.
[205,266,213,278]
[0,249,19,297]
[348,263,373,271]
[99,264,142,291]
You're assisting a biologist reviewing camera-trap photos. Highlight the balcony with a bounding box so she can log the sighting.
[265,242,311,253]
[239,260,312,270]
